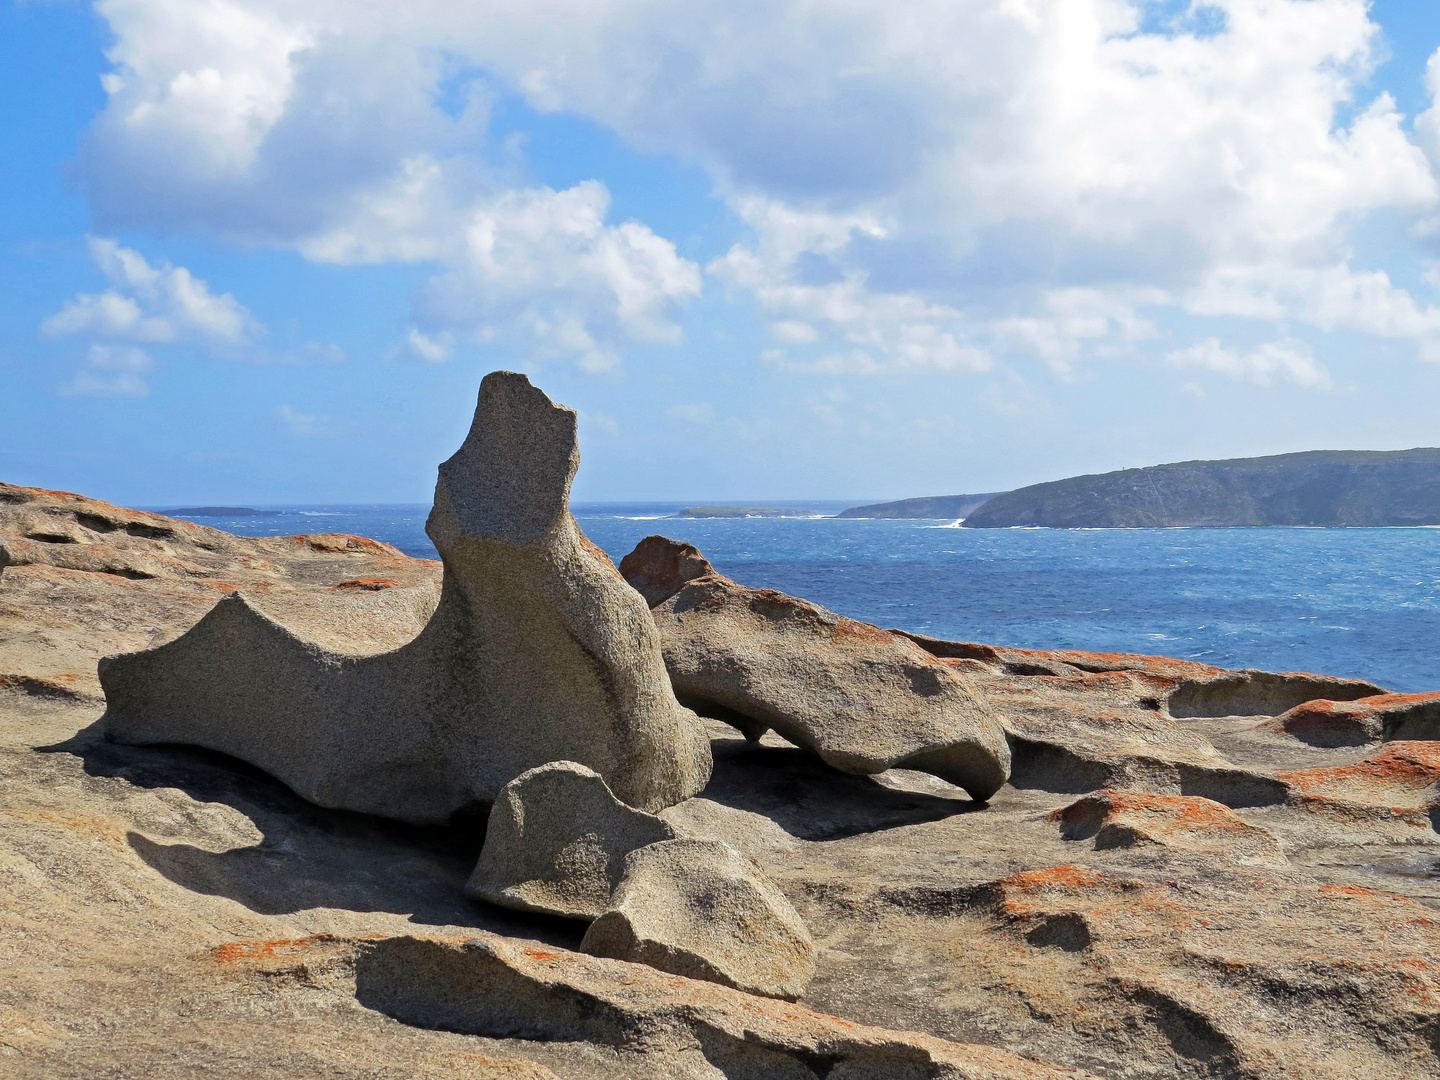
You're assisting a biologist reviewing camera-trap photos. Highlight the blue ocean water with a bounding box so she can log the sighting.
[156,502,1440,694]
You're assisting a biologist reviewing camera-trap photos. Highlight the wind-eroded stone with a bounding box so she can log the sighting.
[99,373,712,823]
[580,838,815,1000]
[620,535,1010,800]
[1051,789,1286,865]
[465,760,674,920]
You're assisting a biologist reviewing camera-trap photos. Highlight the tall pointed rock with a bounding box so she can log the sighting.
[100,372,711,822]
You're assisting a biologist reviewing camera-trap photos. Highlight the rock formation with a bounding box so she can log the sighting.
[464,761,675,920]
[8,464,1440,1078]
[619,535,1011,799]
[356,933,1096,1079]
[1051,789,1287,865]
[580,838,816,1000]
[899,632,1388,803]
[99,373,712,822]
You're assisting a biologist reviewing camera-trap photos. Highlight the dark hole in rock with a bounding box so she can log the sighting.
[1024,912,1091,951]
[124,522,175,539]
[1003,662,1063,677]
[1137,696,1161,711]
[74,513,119,533]
[25,532,79,544]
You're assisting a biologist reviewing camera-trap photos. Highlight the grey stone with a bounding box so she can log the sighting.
[580,838,816,1000]
[99,372,712,824]
[356,933,1102,1080]
[465,760,675,920]
[619,535,1010,800]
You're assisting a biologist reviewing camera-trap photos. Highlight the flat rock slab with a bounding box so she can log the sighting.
[465,760,674,920]
[581,838,816,1000]
[356,932,1101,1079]
[621,535,1011,800]
[99,373,712,823]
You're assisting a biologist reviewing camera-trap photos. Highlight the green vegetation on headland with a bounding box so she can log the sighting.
[962,448,1440,528]
[835,493,1005,519]
[677,507,788,518]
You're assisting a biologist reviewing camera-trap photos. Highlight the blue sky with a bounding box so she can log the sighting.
[4,0,1440,505]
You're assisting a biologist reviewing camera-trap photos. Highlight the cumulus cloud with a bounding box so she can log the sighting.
[1167,338,1331,388]
[74,0,1440,378]
[272,403,329,435]
[58,344,155,397]
[409,182,701,373]
[44,237,257,345]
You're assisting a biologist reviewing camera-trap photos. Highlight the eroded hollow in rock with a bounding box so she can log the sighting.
[1166,670,1384,718]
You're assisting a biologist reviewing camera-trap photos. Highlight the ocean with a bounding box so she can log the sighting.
[154,502,1440,694]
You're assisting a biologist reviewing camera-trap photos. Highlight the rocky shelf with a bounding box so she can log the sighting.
[3,375,1438,1080]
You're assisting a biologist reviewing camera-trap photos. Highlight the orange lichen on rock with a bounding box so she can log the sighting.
[999,865,1108,892]
[1266,691,1440,746]
[209,936,331,964]
[1051,789,1284,863]
[1278,741,1440,807]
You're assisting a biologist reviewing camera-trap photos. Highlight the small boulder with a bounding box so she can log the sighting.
[580,838,815,1001]
[620,535,1010,800]
[465,761,674,920]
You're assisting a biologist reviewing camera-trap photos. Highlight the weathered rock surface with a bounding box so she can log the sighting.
[1051,789,1287,865]
[900,632,1387,805]
[358,932,1099,1079]
[620,535,1011,799]
[6,477,1440,1079]
[1262,690,1440,746]
[580,838,816,1000]
[100,373,711,823]
[0,481,444,704]
[465,760,674,920]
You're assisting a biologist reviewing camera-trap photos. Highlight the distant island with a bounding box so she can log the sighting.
[962,448,1440,528]
[835,493,1006,519]
[677,507,787,518]
[168,506,282,517]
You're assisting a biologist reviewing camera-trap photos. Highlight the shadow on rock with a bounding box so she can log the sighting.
[35,720,584,947]
[698,736,985,841]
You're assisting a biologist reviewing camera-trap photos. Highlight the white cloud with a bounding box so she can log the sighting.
[73,0,1440,380]
[59,344,155,398]
[409,181,701,371]
[667,403,714,425]
[44,237,257,345]
[272,403,329,435]
[1167,337,1331,388]
[406,328,452,363]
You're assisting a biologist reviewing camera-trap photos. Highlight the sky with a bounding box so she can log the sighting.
[4,0,1440,505]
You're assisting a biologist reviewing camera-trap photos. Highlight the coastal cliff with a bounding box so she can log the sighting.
[963,448,1440,528]
[835,492,1005,519]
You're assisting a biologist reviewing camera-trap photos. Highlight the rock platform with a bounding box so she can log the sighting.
[4,381,1440,1078]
